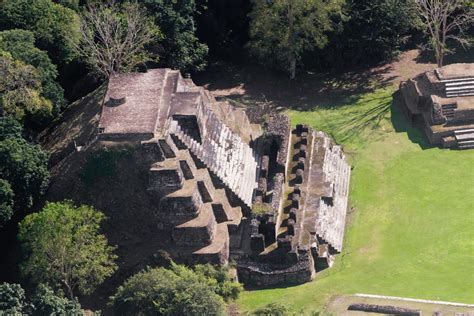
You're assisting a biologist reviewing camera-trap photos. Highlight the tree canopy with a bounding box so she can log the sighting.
[0,29,66,113]
[111,263,240,315]
[18,201,117,298]
[0,118,49,211]
[248,0,344,79]
[144,0,208,73]
[0,52,53,122]
[76,1,161,78]
[0,0,80,65]
[0,283,82,315]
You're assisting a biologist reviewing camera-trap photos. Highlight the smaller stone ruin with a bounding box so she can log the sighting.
[237,124,351,287]
[399,63,474,149]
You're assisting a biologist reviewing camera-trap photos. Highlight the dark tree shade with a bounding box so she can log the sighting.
[144,0,208,73]
[0,117,22,141]
[0,179,14,227]
[0,137,50,209]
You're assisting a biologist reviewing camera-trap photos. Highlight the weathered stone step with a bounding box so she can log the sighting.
[445,80,474,87]
[455,129,474,135]
[455,133,474,141]
[446,91,474,97]
[440,77,474,83]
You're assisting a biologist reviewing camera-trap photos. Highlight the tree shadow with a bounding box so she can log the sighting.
[415,43,474,65]
[193,61,396,112]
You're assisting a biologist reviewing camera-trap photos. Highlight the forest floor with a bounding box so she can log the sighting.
[195,49,474,314]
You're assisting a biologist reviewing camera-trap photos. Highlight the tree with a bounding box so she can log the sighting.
[0,283,27,314]
[0,283,82,315]
[0,132,50,210]
[18,201,117,299]
[0,29,66,112]
[30,284,82,316]
[415,0,474,67]
[0,52,53,122]
[341,0,420,64]
[111,264,226,315]
[76,1,161,78]
[0,117,22,140]
[248,0,343,79]
[144,0,208,72]
[0,0,80,65]
[0,179,14,227]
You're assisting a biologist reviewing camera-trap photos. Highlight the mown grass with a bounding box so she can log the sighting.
[237,88,474,314]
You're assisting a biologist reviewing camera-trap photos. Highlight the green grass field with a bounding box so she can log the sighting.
[237,88,474,314]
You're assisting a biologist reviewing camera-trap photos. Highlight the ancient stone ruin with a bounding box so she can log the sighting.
[96,68,351,286]
[399,63,474,149]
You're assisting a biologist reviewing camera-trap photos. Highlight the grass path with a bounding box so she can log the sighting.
[237,88,474,314]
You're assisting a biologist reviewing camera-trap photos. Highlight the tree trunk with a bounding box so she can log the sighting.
[289,56,296,80]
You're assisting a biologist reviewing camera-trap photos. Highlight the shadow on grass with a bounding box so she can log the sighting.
[391,91,433,150]
[193,62,395,111]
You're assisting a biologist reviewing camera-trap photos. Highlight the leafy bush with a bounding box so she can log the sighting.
[193,264,242,301]
[111,264,229,316]
[31,284,82,316]
[0,283,27,314]
[251,302,288,316]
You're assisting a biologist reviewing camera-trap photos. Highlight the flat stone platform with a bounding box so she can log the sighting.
[99,69,169,137]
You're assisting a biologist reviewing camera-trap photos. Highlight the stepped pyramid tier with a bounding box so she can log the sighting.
[94,68,351,285]
[399,63,474,149]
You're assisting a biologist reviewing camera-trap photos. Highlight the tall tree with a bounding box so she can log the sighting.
[0,52,53,122]
[415,0,474,67]
[0,29,66,113]
[18,201,117,299]
[76,1,161,78]
[144,0,208,72]
[0,0,80,65]
[248,0,343,79]
[341,0,420,64]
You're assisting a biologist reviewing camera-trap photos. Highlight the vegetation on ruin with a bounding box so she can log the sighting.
[81,148,132,186]
[238,87,474,312]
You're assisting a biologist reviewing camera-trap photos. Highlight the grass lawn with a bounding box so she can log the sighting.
[237,88,474,314]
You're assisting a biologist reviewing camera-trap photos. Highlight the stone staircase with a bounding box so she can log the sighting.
[442,77,474,98]
[441,104,456,120]
[455,129,474,149]
[316,134,351,253]
[167,117,257,207]
[148,136,248,264]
